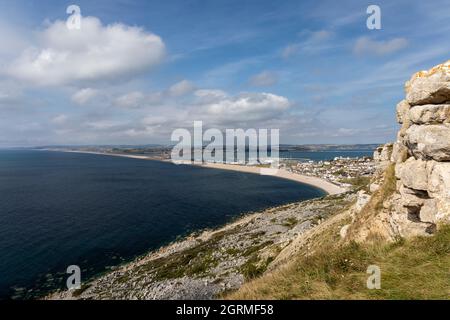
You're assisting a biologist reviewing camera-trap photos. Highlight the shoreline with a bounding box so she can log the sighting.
[38,148,350,300]
[198,162,345,195]
[46,190,353,300]
[40,149,346,195]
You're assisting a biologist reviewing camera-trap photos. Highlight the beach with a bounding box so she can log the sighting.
[44,149,346,196]
[198,162,345,195]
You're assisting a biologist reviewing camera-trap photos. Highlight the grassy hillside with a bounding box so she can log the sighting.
[227,223,450,300]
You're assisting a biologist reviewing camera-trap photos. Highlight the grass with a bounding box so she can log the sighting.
[340,176,372,191]
[240,255,275,280]
[345,163,397,241]
[227,223,450,300]
[243,241,274,257]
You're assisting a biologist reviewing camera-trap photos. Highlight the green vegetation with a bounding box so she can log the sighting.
[243,241,274,257]
[240,255,275,280]
[340,176,372,191]
[71,284,91,297]
[117,230,236,282]
[282,217,298,228]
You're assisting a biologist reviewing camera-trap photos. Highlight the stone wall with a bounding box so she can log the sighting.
[391,60,450,237]
[346,60,449,242]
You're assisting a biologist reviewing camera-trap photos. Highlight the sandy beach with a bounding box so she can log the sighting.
[43,149,346,195]
[198,162,345,195]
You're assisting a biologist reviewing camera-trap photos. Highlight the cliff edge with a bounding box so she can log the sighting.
[347,60,450,241]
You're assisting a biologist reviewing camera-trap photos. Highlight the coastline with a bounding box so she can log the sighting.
[198,162,345,195]
[47,190,354,300]
[41,149,346,195]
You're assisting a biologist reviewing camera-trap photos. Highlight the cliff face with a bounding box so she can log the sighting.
[349,60,450,241]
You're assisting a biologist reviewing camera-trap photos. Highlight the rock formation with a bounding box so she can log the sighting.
[392,60,450,237]
[348,60,450,241]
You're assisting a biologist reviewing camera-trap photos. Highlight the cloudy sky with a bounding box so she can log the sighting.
[0,0,448,146]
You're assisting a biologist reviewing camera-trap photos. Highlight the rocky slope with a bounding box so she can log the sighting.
[47,193,354,300]
[347,60,450,241]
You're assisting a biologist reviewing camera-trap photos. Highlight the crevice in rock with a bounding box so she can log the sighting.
[406,206,422,222]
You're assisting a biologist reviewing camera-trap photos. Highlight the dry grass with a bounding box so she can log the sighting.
[346,163,397,241]
[226,223,450,300]
[227,164,449,300]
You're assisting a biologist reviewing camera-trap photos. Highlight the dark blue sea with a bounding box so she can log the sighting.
[0,150,325,299]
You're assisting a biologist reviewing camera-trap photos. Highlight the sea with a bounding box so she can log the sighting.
[280,150,374,161]
[0,150,328,299]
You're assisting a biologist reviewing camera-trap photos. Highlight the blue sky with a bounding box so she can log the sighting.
[0,0,448,146]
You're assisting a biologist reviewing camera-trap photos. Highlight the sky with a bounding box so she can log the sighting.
[0,0,448,147]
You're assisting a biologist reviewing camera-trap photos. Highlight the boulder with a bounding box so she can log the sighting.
[395,157,428,191]
[405,124,450,161]
[373,143,393,162]
[409,104,450,124]
[405,60,450,106]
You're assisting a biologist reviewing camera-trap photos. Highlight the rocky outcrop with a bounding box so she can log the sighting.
[391,60,450,238]
[409,104,450,124]
[405,124,450,161]
[405,61,450,105]
[349,60,450,241]
[373,143,393,162]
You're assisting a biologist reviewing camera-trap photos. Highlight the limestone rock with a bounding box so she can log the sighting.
[405,60,450,106]
[390,142,408,163]
[396,100,410,124]
[391,205,435,238]
[426,161,450,201]
[398,184,427,208]
[395,157,428,191]
[355,190,370,213]
[405,124,450,161]
[420,199,437,223]
[369,183,380,193]
[373,143,393,162]
[340,224,350,239]
[409,104,450,124]
[349,60,450,241]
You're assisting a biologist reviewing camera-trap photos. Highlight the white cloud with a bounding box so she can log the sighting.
[353,37,408,56]
[85,120,125,130]
[202,92,290,123]
[194,89,228,103]
[249,71,278,87]
[6,16,165,86]
[114,91,146,108]
[168,80,196,97]
[51,114,68,125]
[71,88,98,105]
[141,115,169,126]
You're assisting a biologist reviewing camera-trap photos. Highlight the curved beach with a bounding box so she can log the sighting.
[199,162,345,195]
[45,149,346,195]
